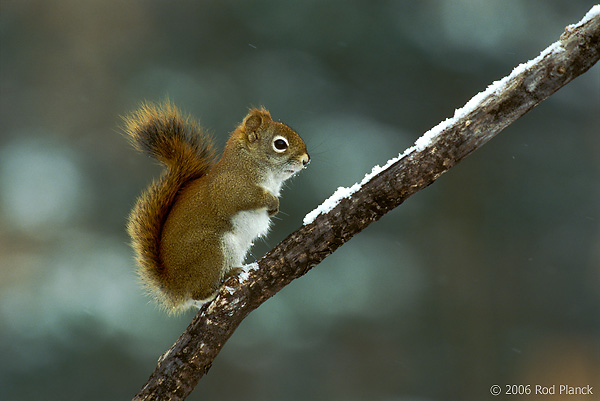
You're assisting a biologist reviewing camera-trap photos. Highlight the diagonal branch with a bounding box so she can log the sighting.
[133,7,600,400]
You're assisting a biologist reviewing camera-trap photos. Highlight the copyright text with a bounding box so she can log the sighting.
[490,384,594,396]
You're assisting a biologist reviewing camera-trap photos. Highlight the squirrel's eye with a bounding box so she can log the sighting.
[273,137,289,153]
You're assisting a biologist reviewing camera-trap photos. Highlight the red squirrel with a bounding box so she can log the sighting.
[124,102,309,313]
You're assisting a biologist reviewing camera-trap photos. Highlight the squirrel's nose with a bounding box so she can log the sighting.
[301,154,310,166]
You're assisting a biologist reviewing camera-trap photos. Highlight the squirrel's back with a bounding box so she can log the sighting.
[123,102,215,304]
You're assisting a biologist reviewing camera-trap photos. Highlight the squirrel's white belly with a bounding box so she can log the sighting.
[222,209,271,268]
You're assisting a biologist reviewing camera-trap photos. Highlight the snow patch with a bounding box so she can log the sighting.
[577,5,600,27]
[238,262,259,283]
[302,18,580,225]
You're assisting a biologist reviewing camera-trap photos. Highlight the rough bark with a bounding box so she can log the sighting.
[133,8,599,400]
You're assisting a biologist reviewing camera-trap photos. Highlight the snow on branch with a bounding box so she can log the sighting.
[133,7,599,401]
[304,4,600,225]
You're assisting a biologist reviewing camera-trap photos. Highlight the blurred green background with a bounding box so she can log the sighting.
[1,1,598,400]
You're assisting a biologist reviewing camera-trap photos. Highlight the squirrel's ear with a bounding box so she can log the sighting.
[243,108,272,142]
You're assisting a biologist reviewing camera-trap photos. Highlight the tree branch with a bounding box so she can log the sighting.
[133,7,599,400]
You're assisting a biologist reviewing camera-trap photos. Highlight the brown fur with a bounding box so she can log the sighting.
[125,102,309,313]
[123,102,216,310]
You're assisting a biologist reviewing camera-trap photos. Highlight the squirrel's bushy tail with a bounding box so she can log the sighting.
[123,102,215,304]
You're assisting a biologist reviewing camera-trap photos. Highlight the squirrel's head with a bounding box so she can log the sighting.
[233,108,310,182]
